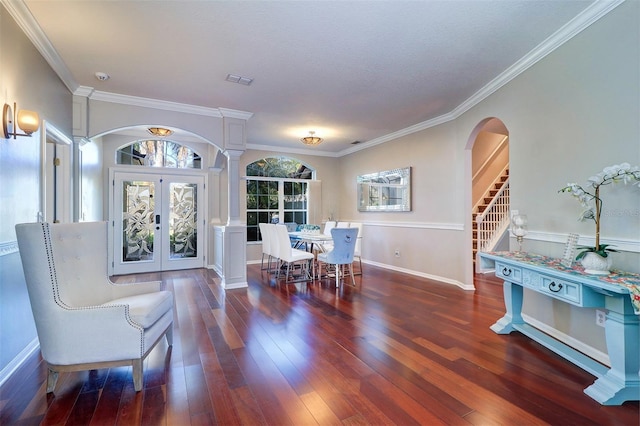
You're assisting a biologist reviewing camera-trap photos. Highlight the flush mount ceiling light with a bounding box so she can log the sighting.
[300,131,323,146]
[3,102,40,140]
[147,127,173,137]
[225,73,253,86]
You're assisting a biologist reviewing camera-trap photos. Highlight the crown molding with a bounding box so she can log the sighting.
[73,90,254,119]
[448,0,625,121]
[246,142,341,158]
[1,0,78,93]
[73,86,94,98]
[335,0,625,157]
[85,90,219,117]
[219,108,254,120]
[5,0,624,157]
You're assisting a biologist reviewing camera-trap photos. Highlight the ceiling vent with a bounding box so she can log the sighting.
[226,74,253,86]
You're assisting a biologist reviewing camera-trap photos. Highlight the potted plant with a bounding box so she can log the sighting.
[559,163,640,274]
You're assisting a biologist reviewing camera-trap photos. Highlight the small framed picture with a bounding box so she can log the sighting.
[561,233,579,267]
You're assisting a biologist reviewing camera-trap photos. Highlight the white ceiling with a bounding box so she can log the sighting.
[8,0,617,155]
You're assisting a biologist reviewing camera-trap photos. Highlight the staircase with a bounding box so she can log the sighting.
[473,167,510,270]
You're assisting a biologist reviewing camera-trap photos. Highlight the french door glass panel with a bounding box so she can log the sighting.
[123,179,156,262]
[168,182,198,260]
[113,172,204,274]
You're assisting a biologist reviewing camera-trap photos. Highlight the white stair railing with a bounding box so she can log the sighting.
[476,179,510,254]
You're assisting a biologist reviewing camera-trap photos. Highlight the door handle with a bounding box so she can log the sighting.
[155,214,161,230]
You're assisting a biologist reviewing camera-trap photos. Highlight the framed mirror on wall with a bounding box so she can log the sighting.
[357,167,411,212]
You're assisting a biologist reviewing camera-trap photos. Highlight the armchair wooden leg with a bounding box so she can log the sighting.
[132,359,143,391]
[46,368,59,393]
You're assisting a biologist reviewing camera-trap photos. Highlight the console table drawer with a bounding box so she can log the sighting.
[496,262,522,283]
[539,275,581,304]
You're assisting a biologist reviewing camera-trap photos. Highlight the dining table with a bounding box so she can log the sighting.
[288,231,333,254]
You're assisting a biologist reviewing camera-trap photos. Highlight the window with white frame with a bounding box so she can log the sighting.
[117,140,201,169]
[246,157,314,242]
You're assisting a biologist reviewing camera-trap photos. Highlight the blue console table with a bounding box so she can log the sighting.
[479,251,640,405]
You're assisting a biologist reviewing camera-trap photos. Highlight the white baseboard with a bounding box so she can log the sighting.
[362,259,474,290]
[0,338,39,388]
[522,313,610,367]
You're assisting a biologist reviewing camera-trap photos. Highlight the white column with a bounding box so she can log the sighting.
[213,115,248,288]
[225,149,243,226]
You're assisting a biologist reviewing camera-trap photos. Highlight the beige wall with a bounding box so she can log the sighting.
[336,121,470,286]
[233,0,638,357]
[0,3,73,377]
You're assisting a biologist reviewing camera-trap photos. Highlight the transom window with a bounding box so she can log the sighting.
[117,140,201,169]
[246,157,314,242]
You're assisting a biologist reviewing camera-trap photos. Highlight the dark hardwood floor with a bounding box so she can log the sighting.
[1,263,638,425]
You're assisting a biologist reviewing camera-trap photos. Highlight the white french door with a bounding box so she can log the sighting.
[111,170,205,275]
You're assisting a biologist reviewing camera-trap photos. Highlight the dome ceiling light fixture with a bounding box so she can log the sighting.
[300,130,323,146]
[147,127,174,137]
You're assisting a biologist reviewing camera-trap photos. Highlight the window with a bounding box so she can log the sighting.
[117,140,201,169]
[246,157,314,242]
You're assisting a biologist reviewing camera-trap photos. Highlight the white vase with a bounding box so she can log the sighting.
[580,252,613,275]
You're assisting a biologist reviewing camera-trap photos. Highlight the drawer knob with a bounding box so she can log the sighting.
[549,281,563,292]
[502,267,512,276]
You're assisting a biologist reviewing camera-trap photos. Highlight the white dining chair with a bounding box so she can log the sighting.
[266,223,280,273]
[323,221,336,236]
[259,222,271,271]
[350,222,363,275]
[273,224,315,282]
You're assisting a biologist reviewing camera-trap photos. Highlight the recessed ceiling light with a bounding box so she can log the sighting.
[95,72,110,81]
[226,73,253,86]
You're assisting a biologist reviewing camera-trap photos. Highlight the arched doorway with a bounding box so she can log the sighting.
[109,137,207,275]
[466,118,510,279]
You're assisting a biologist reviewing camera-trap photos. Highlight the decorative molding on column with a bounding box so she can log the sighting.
[223,117,247,151]
[213,225,248,289]
[212,149,227,171]
[208,166,223,225]
[72,94,89,138]
[224,150,244,226]
[74,136,91,146]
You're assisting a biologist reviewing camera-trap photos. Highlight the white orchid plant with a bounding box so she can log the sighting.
[559,163,640,260]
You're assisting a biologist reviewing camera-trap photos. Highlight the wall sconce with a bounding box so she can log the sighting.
[3,102,40,139]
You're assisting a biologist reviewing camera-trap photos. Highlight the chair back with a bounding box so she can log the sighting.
[274,224,294,261]
[323,221,336,236]
[17,222,112,308]
[284,222,298,232]
[265,223,278,258]
[336,221,350,228]
[326,227,359,265]
[15,222,112,362]
[259,223,270,256]
[350,222,363,256]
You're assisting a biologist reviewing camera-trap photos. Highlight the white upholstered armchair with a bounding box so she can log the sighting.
[15,221,174,393]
